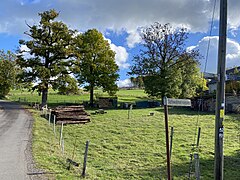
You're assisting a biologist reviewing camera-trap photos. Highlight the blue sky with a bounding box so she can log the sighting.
[1,0,240,87]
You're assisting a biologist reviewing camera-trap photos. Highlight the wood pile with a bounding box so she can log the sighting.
[98,97,118,108]
[52,105,90,125]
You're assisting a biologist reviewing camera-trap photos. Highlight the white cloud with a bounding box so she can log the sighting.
[2,0,240,73]
[117,79,133,88]
[126,30,142,48]
[106,38,129,69]
[2,0,240,36]
[188,36,240,73]
[19,44,34,59]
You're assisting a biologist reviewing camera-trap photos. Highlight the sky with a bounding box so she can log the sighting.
[1,0,240,87]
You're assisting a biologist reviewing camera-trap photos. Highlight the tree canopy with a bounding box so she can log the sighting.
[53,74,78,95]
[73,29,119,106]
[0,50,16,97]
[17,9,76,106]
[129,23,201,100]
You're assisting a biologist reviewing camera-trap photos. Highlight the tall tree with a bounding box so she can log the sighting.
[74,29,119,106]
[17,9,76,106]
[0,50,16,97]
[129,23,200,100]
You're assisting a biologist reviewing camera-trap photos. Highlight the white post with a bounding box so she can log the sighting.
[61,138,64,154]
[59,122,63,145]
[128,104,133,119]
[48,109,51,125]
[53,115,56,136]
[194,153,200,180]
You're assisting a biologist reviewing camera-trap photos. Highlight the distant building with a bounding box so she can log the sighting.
[226,66,240,75]
[206,66,240,93]
[208,79,217,93]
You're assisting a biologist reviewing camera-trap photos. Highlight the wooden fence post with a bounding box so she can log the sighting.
[170,126,174,158]
[163,96,171,180]
[82,140,89,178]
[196,127,201,147]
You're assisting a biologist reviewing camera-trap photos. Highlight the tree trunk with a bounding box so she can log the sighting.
[41,84,48,107]
[89,85,94,107]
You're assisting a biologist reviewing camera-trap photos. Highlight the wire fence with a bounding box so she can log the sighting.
[27,101,240,179]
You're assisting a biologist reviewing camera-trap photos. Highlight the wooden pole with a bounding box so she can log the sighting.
[214,0,227,179]
[196,127,201,147]
[82,140,89,178]
[170,126,174,158]
[163,96,171,180]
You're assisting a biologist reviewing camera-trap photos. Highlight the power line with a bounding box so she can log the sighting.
[188,0,218,178]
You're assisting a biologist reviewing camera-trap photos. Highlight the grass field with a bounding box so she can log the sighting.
[9,89,240,179]
[9,88,151,106]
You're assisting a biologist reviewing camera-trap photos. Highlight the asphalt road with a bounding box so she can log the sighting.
[0,100,31,180]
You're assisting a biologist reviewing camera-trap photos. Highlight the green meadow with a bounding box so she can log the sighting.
[9,89,240,179]
[9,88,150,106]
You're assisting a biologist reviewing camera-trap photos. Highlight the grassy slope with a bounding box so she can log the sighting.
[9,89,150,105]
[30,108,240,179]
[9,90,240,179]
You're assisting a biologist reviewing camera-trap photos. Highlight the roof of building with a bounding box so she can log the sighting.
[226,66,240,75]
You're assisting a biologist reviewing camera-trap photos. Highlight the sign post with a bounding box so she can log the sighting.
[163,97,192,180]
[163,96,171,180]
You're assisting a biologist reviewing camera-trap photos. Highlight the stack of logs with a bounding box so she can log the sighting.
[52,105,90,125]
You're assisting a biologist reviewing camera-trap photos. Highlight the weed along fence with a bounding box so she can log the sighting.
[41,105,91,178]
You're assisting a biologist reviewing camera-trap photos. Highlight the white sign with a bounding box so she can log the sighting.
[165,98,191,107]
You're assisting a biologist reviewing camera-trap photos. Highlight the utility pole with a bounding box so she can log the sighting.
[214,0,227,179]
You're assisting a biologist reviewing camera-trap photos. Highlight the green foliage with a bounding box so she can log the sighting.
[0,50,16,97]
[177,56,207,98]
[54,74,79,95]
[226,67,240,95]
[16,9,76,106]
[74,29,119,105]
[130,23,200,99]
